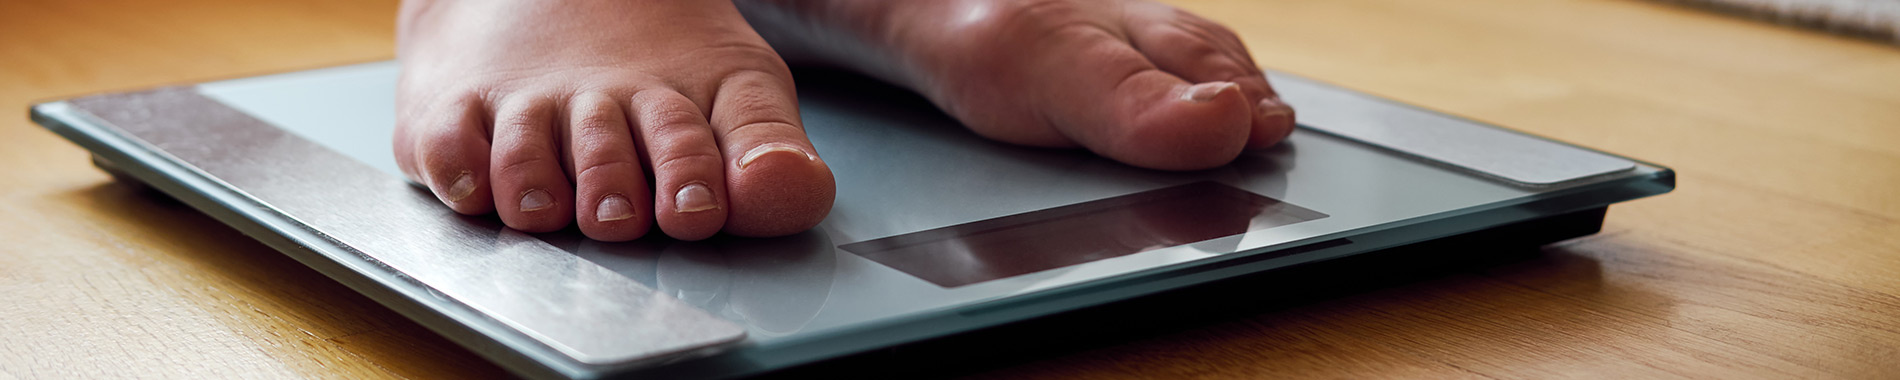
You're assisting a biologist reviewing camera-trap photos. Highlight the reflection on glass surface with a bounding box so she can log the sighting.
[840,182,1327,287]
[563,232,838,337]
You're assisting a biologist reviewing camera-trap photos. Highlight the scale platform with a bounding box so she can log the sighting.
[32,62,1671,379]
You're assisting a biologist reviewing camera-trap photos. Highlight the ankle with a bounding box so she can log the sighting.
[735,0,918,87]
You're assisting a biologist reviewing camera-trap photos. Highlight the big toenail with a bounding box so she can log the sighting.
[738,143,815,170]
[597,194,634,222]
[1181,81,1239,102]
[445,171,476,202]
[675,182,718,213]
[520,189,554,212]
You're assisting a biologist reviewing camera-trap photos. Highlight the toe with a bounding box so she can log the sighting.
[489,96,575,232]
[566,92,653,242]
[397,96,496,215]
[630,88,729,241]
[1128,7,1295,149]
[1039,29,1253,170]
[708,69,835,237]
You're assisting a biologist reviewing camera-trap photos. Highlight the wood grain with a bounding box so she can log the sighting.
[2,0,1896,378]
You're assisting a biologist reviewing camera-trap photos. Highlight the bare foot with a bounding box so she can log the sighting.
[741,0,1295,170]
[393,0,834,241]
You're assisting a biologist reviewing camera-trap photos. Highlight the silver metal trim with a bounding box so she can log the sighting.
[1272,74,1636,186]
[56,89,747,367]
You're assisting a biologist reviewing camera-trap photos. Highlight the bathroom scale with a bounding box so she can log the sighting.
[32,61,1672,379]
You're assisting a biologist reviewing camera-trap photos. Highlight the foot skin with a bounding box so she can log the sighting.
[393,0,834,241]
[741,0,1296,170]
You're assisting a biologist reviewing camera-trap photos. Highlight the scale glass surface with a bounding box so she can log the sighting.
[32,62,1672,379]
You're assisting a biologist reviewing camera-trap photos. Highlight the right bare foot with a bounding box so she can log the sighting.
[741,0,1296,171]
[392,0,834,241]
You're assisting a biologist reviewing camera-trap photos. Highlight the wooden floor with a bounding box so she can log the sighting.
[3,0,1896,378]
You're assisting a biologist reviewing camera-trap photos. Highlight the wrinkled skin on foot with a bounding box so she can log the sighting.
[742,0,1296,170]
[393,0,834,241]
[397,0,1287,241]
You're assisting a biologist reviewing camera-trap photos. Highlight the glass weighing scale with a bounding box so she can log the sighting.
[31,61,1672,379]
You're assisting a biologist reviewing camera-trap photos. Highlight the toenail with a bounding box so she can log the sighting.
[445,171,476,202]
[1181,81,1239,103]
[520,189,554,212]
[1258,97,1293,121]
[675,182,718,213]
[597,194,634,222]
[737,142,815,170]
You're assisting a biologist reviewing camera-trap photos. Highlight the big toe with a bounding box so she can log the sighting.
[727,142,834,237]
[1036,52,1256,170]
[1100,75,1256,170]
[710,70,834,237]
[1124,6,1296,149]
[955,25,1255,170]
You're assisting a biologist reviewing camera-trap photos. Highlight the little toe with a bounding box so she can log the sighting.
[1127,10,1295,149]
[708,69,835,237]
[630,89,729,241]
[489,96,575,232]
[566,92,653,242]
[399,96,496,215]
[1041,32,1254,170]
